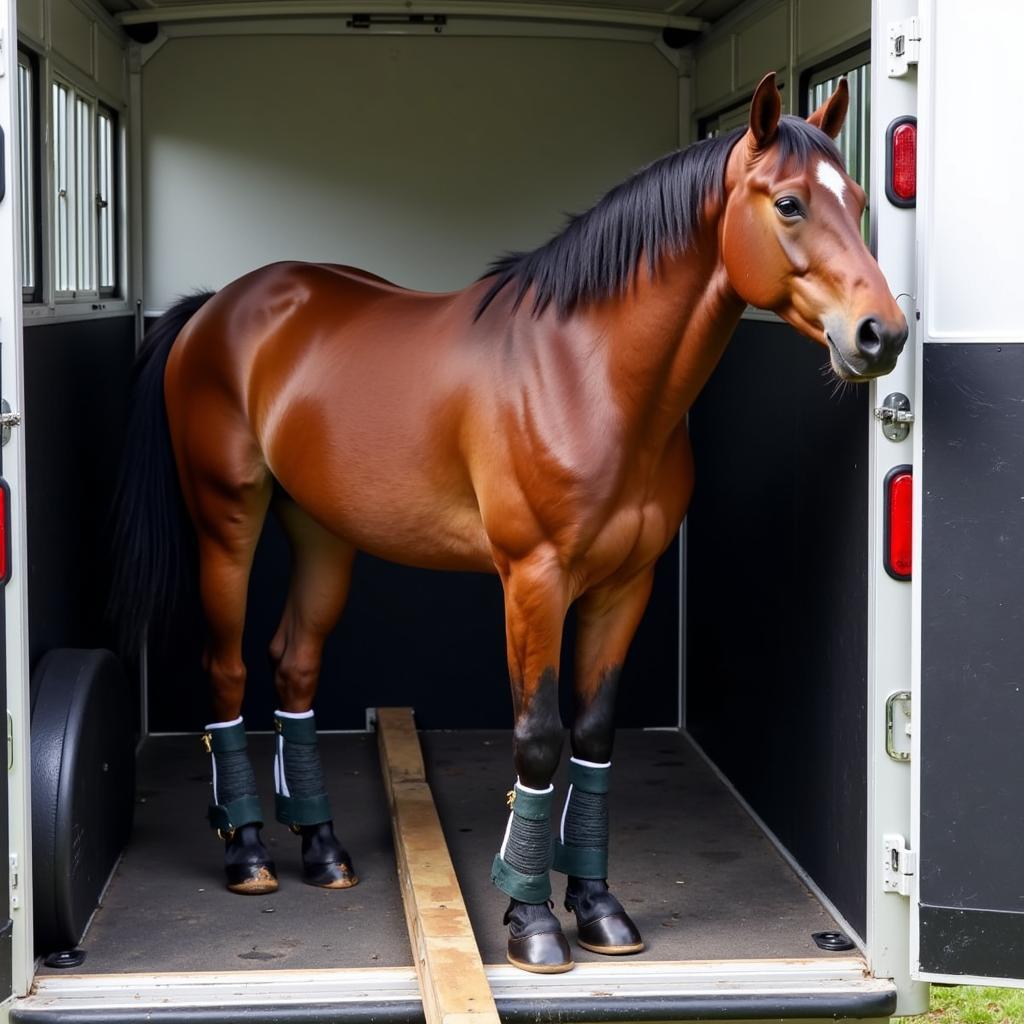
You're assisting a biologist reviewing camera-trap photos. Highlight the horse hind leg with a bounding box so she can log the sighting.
[269,498,358,889]
[184,431,276,894]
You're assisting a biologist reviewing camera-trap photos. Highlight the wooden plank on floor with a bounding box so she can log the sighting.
[376,707,501,1024]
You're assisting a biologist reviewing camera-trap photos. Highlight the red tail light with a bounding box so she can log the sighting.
[884,466,912,580]
[886,117,917,207]
[0,479,10,585]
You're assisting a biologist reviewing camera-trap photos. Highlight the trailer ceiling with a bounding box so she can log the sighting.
[98,0,743,31]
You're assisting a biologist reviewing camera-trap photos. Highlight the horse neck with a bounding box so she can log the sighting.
[592,231,745,447]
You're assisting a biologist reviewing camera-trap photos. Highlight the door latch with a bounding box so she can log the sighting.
[888,17,921,78]
[874,392,913,442]
[0,399,21,447]
[9,853,18,910]
[882,834,916,896]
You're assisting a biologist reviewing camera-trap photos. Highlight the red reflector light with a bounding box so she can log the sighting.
[886,117,917,207]
[0,479,9,584]
[884,467,912,580]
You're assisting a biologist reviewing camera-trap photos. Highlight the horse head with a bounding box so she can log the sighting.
[720,72,907,381]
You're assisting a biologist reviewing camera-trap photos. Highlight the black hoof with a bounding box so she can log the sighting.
[504,899,573,974]
[566,879,644,955]
[298,822,358,889]
[224,823,278,895]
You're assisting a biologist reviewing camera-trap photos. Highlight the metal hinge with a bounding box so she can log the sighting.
[874,392,914,442]
[889,17,921,77]
[882,834,916,896]
[9,853,18,910]
[0,399,21,447]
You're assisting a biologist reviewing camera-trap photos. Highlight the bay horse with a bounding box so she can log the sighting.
[112,73,906,972]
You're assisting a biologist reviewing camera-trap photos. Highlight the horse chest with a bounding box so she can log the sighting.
[572,434,692,587]
[571,498,672,587]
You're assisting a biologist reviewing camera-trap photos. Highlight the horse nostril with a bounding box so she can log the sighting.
[855,317,884,358]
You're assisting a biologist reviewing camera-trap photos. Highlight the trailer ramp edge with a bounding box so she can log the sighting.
[376,707,501,1024]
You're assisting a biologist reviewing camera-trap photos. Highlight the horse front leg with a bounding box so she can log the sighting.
[555,567,655,955]
[492,553,573,973]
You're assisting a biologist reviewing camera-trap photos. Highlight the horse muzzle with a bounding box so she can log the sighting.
[826,313,909,380]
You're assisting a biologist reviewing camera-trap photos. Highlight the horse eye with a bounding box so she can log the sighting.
[774,197,804,219]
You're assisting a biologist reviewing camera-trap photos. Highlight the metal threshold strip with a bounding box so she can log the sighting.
[11,959,896,1021]
[10,711,896,1021]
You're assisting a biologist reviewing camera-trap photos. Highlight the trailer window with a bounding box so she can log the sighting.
[74,96,94,293]
[53,81,72,294]
[97,108,116,293]
[17,51,38,300]
[806,56,870,240]
[51,80,118,300]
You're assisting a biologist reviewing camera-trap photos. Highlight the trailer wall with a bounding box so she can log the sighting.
[685,0,872,941]
[142,33,678,307]
[17,0,132,672]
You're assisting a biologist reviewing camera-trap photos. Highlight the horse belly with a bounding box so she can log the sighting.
[324,489,494,573]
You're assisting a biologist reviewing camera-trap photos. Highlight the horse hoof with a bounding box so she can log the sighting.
[226,863,279,895]
[575,914,644,955]
[507,930,574,973]
[503,898,573,973]
[566,885,644,955]
[302,861,359,889]
[295,822,358,889]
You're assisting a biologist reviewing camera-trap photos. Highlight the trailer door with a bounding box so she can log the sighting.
[911,0,1024,987]
[0,0,30,1002]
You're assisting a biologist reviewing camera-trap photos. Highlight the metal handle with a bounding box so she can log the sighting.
[885,690,912,761]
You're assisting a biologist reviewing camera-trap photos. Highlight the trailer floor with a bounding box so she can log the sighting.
[45,729,847,975]
[40,733,411,975]
[424,730,847,964]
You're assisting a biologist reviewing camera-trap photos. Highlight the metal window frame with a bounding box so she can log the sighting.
[51,78,72,298]
[50,74,102,303]
[39,62,127,313]
[15,51,40,304]
[95,103,119,297]
[73,92,96,296]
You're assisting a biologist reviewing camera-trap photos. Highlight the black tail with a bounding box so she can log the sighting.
[109,291,215,653]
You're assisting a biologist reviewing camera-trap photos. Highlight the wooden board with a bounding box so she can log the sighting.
[376,707,501,1024]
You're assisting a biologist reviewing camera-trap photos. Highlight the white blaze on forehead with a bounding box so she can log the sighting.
[815,160,846,208]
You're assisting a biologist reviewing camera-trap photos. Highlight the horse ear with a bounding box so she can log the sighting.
[748,72,782,149]
[807,77,849,139]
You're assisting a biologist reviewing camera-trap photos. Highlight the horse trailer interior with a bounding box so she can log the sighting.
[0,0,1019,1020]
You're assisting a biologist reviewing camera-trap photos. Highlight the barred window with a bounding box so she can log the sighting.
[52,78,118,298]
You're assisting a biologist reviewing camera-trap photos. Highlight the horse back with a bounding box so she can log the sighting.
[165,260,495,569]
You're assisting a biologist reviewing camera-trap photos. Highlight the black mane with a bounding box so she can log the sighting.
[476,116,843,319]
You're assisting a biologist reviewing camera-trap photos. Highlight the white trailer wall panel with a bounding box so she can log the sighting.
[141,34,677,309]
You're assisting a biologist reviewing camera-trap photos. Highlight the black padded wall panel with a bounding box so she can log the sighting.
[686,319,868,938]
[919,342,1024,978]
[23,317,135,665]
